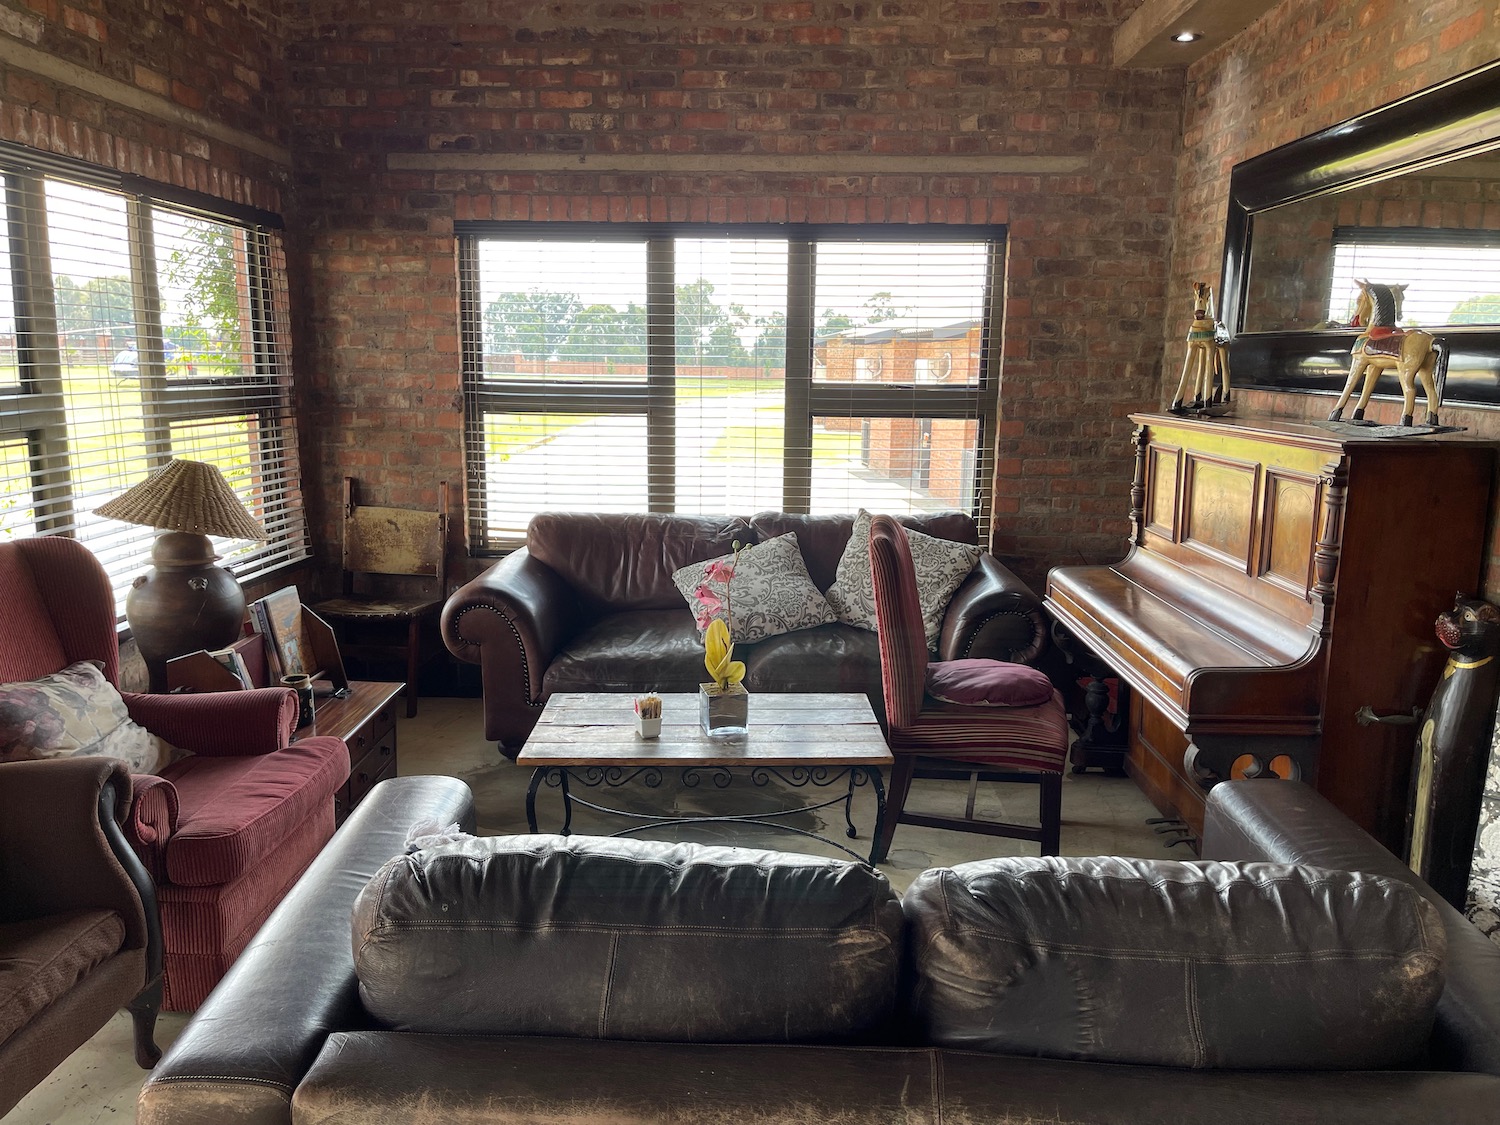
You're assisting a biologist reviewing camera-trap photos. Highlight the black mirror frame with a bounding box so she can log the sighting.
[1221,59,1500,406]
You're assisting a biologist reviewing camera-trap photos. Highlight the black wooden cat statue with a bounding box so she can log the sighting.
[1407,594,1500,909]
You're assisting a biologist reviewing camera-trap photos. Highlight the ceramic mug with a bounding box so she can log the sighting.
[281,673,316,728]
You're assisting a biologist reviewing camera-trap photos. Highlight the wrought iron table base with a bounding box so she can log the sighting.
[524,764,889,865]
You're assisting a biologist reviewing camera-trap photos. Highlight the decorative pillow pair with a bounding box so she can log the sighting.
[671,532,837,645]
[826,510,981,649]
[0,660,179,774]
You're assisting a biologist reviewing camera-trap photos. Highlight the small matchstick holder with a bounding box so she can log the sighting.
[634,693,662,738]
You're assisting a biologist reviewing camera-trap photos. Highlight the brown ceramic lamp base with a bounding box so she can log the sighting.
[127,531,246,693]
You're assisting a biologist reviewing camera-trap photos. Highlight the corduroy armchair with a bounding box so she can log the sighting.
[0,536,349,1010]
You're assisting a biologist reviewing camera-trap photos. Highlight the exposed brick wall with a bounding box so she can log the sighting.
[0,0,287,206]
[285,0,1183,589]
[1168,0,1500,592]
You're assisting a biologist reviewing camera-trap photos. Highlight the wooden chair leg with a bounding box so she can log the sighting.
[128,974,163,1069]
[1039,771,1063,856]
[873,755,916,865]
[404,616,420,718]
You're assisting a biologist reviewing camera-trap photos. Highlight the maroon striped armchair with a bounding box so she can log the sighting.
[868,514,1069,863]
[0,536,349,1012]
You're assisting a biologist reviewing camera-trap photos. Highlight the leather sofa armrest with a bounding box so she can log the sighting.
[937,554,1046,664]
[123,687,297,756]
[442,548,580,751]
[1203,780,1500,1076]
[0,757,153,958]
[138,775,475,1125]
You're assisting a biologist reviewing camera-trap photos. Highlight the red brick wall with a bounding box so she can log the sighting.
[285,0,1183,588]
[1167,0,1500,589]
[0,0,286,208]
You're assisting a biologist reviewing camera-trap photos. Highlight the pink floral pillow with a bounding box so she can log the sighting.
[926,659,1054,708]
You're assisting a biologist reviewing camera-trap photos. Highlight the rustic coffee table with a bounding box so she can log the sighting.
[519,692,894,863]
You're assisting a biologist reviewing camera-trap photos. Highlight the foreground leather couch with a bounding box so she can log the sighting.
[140,779,1500,1125]
[442,511,1046,754]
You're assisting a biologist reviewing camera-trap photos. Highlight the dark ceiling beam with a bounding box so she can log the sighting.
[1114,0,1281,68]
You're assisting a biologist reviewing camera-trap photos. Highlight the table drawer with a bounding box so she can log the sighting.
[348,736,397,808]
[344,706,396,764]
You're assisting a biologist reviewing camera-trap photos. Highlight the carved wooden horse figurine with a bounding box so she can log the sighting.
[1169,281,1231,414]
[1327,280,1448,427]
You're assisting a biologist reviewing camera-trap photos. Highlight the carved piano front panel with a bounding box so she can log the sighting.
[1046,413,1494,849]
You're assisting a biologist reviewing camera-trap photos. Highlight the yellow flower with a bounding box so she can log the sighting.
[703,618,745,691]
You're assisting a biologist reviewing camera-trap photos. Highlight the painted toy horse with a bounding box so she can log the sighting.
[1169,281,1231,414]
[1327,279,1449,427]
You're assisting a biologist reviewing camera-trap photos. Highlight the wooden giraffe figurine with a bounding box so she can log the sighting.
[1327,279,1448,427]
[1169,281,1231,414]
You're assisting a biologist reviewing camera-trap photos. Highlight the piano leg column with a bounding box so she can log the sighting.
[1049,621,1130,775]
[1183,735,1320,790]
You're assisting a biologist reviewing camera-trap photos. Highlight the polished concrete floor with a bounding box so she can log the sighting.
[10,696,1182,1124]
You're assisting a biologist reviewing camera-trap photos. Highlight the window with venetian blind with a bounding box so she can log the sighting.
[457,223,1004,551]
[0,144,309,615]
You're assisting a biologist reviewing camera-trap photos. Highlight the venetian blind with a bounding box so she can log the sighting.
[460,223,1003,550]
[0,156,309,616]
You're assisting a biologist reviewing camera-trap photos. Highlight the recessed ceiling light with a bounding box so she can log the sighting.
[1172,30,1203,43]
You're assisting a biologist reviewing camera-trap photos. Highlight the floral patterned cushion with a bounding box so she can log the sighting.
[826,509,981,649]
[672,532,837,645]
[0,660,176,774]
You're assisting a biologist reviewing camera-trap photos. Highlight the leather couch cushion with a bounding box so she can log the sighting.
[353,835,903,1041]
[294,1032,1500,1125]
[543,610,708,694]
[0,910,124,1044]
[741,622,883,694]
[159,736,349,886]
[904,856,1446,1070]
[528,513,752,611]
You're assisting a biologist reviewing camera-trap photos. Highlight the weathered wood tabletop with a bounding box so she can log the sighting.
[519,691,894,768]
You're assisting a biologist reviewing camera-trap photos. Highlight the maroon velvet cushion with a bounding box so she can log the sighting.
[158,736,348,886]
[925,659,1054,708]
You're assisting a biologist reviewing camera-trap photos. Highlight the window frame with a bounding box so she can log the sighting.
[0,141,308,605]
[457,221,1005,553]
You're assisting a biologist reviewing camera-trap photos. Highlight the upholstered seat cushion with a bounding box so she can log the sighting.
[740,623,883,694]
[159,737,348,887]
[0,910,125,1045]
[544,610,708,694]
[890,690,1069,773]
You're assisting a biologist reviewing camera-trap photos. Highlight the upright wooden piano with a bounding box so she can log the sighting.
[1046,412,1494,852]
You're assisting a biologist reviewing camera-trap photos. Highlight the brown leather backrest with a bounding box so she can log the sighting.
[526,513,753,611]
[904,855,1446,1071]
[747,511,978,592]
[353,834,903,1043]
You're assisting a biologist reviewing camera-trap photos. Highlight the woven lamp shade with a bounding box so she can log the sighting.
[97,459,266,542]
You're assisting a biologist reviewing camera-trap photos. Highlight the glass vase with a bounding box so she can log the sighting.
[699,682,749,737]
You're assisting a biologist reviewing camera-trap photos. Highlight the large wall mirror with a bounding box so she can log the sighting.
[1222,60,1500,405]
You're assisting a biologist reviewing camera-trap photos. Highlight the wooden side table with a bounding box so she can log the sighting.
[293,680,403,824]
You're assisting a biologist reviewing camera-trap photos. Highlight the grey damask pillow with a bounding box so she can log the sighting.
[826,510,981,649]
[672,532,837,645]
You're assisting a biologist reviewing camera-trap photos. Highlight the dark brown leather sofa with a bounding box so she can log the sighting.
[441,511,1047,754]
[139,779,1500,1125]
